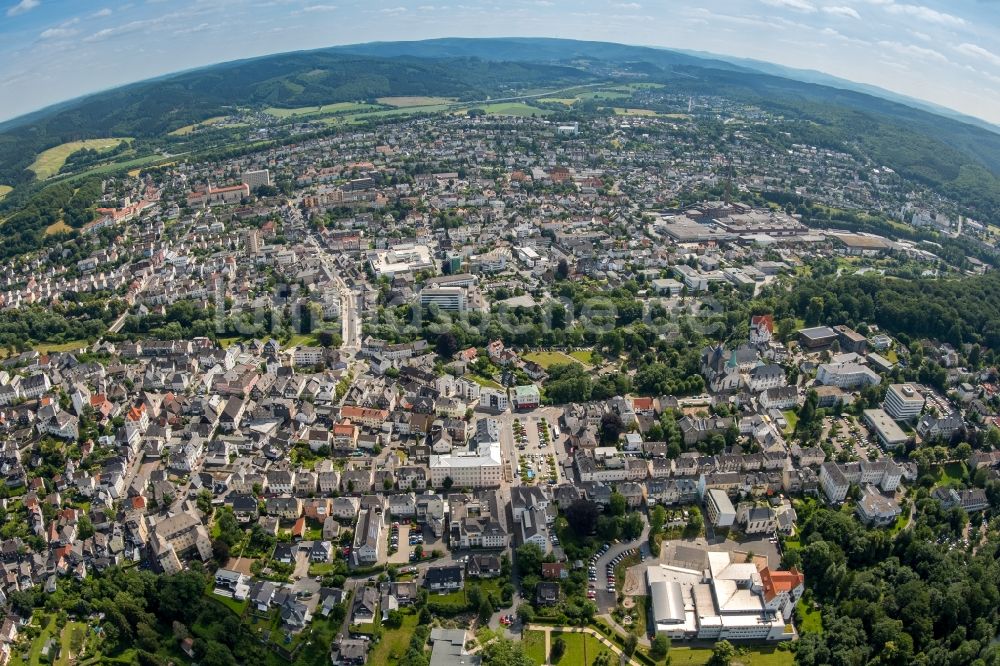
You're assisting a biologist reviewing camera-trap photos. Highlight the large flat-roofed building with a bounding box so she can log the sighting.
[429,442,503,488]
[713,210,807,237]
[419,286,468,312]
[816,362,881,389]
[833,325,868,354]
[369,244,435,278]
[241,169,272,189]
[797,326,838,349]
[863,409,909,449]
[647,550,800,642]
[884,384,925,421]
[656,215,735,244]
[424,273,479,289]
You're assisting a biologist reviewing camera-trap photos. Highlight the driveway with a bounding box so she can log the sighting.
[292,548,311,580]
[388,525,410,564]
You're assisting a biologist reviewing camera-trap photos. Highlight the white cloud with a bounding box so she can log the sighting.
[884,4,966,28]
[174,22,211,35]
[302,4,336,11]
[379,5,407,12]
[877,39,949,63]
[760,0,816,12]
[822,5,860,19]
[83,19,156,43]
[955,43,1000,69]
[614,2,641,8]
[92,8,112,17]
[6,0,39,17]
[39,26,79,40]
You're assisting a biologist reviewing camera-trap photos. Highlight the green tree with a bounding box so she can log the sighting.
[608,492,627,517]
[482,638,534,666]
[708,639,736,666]
[650,634,670,661]
[551,636,566,663]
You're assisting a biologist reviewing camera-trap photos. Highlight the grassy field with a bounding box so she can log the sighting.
[523,350,585,369]
[466,102,551,117]
[69,152,177,182]
[550,632,610,665]
[782,410,799,434]
[377,96,456,107]
[796,600,822,635]
[264,102,377,118]
[935,462,968,487]
[668,645,794,666]
[44,220,73,236]
[54,622,87,666]
[29,138,131,179]
[336,104,454,124]
[470,374,503,389]
[34,339,89,354]
[524,630,547,665]
[537,97,579,105]
[285,333,321,348]
[612,107,659,116]
[569,349,595,365]
[576,90,630,102]
[0,185,11,200]
[367,611,419,665]
[167,116,228,136]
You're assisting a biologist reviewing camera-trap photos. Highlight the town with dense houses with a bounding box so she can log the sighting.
[0,103,997,666]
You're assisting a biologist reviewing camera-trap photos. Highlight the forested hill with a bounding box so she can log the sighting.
[0,51,595,186]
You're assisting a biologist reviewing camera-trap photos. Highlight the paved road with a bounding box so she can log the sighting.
[307,235,361,354]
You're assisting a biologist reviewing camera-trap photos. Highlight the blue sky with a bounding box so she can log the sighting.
[1,0,999,124]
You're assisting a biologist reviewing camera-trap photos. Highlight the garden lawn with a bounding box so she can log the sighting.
[54,622,87,666]
[935,462,967,487]
[523,351,583,369]
[550,632,609,665]
[797,600,822,635]
[367,611,420,665]
[667,645,794,666]
[782,410,799,434]
[523,630,546,665]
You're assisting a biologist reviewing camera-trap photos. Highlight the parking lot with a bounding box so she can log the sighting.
[512,415,561,485]
[588,541,646,610]
[388,524,410,564]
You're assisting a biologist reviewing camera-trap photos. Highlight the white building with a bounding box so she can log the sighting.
[419,287,467,312]
[646,551,801,642]
[241,169,272,189]
[429,442,503,488]
[369,244,435,278]
[816,362,880,389]
[883,384,924,421]
[704,488,735,527]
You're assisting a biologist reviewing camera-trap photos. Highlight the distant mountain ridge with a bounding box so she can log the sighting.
[0,37,998,224]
